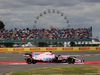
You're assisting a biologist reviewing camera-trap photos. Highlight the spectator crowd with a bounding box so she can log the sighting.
[0,27,92,40]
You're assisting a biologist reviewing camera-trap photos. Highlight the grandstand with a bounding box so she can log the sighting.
[0,27,94,47]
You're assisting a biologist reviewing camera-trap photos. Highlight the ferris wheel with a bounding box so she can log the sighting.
[33,9,70,28]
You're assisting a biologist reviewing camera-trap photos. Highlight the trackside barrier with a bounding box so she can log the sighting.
[0,47,100,52]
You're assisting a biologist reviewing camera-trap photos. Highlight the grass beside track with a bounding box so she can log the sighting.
[7,65,100,75]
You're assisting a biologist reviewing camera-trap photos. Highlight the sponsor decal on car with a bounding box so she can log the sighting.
[32,53,40,55]
[76,60,79,62]
[43,57,54,61]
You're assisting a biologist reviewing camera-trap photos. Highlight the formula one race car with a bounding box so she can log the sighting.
[23,52,84,64]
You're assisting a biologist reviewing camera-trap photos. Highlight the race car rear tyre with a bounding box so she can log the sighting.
[67,57,74,64]
[26,58,32,64]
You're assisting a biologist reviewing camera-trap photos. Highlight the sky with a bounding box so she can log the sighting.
[0,0,100,39]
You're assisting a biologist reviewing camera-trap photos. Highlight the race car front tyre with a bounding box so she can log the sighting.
[26,57,33,64]
[67,57,74,64]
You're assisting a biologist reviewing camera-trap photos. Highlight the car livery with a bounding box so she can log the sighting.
[23,52,84,64]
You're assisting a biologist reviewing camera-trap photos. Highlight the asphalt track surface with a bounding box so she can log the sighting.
[0,51,100,75]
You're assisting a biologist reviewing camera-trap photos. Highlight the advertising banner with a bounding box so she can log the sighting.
[0,47,100,52]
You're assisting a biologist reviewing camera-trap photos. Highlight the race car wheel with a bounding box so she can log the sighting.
[67,57,74,64]
[26,57,32,64]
